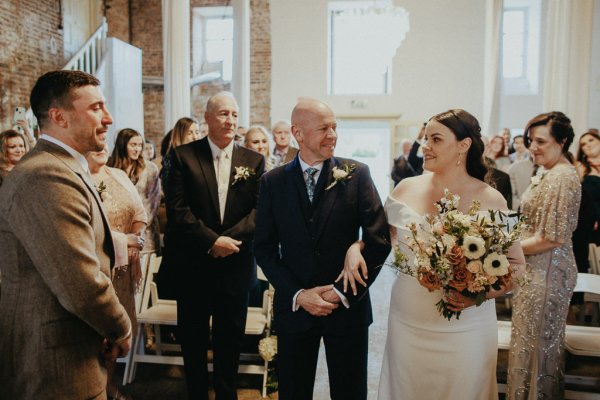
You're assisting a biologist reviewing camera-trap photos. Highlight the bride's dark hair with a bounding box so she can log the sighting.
[430,109,488,182]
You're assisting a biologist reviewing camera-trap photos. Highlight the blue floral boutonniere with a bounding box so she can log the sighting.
[326,163,356,190]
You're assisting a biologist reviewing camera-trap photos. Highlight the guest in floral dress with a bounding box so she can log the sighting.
[87,146,147,400]
[109,128,161,256]
[507,112,581,399]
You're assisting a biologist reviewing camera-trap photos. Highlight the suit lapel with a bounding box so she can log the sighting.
[286,157,312,221]
[223,145,244,223]
[312,158,342,243]
[194,138,221,219]
[38,140,116,266]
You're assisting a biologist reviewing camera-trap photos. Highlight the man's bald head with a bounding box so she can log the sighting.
[291,98,337,165]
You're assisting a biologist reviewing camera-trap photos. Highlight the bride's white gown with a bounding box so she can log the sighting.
[378,197,499,400]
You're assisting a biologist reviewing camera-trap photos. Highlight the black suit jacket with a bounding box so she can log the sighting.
[162,137,265,292]
[254,156,390,334]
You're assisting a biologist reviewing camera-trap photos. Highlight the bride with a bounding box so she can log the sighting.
[376,109,525,399]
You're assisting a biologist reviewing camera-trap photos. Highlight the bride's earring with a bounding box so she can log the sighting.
[456,153,462,166]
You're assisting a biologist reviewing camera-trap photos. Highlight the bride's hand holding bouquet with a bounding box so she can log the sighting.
[392,189,527,320]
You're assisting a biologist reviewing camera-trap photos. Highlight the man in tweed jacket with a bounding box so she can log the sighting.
[0,70,131,399]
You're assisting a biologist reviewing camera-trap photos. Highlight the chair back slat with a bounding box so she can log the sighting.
[588,244,600,275]
[574,273,600,295]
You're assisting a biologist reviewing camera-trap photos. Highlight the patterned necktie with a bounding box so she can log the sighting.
[305,167,318,203]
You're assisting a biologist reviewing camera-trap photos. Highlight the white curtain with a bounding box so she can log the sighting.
[232,0,250,128]
[162,0,191,132]
[542,0,594,134]
[482,0,503,137]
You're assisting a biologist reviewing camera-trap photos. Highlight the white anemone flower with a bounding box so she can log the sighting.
[483,253,509,276]
[461,235,486,259]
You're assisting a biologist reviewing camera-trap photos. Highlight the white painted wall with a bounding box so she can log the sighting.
[588,0,600,131]
[97,38,145,149]
[270,0,486,124]
[270,0,600,136]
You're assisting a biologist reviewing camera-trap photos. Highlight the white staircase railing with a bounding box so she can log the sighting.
[63,17,108,74]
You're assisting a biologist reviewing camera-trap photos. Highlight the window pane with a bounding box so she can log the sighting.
[329,2,410,95]
[206,19,233,40]
[502,9,526,79]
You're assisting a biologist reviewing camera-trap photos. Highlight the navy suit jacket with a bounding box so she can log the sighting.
[254,156,390,334]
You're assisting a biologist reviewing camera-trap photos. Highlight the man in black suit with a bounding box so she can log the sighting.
[254,99,390,400]
[162,92,265,400]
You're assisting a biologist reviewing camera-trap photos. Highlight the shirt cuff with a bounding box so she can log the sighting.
[292,289,304,311]
[333,287,350,308]
[114,324,132,344]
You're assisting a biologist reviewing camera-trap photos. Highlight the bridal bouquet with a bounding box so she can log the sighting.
[392,190,525,320]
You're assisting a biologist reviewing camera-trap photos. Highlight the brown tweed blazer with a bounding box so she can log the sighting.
[0,139,131,399]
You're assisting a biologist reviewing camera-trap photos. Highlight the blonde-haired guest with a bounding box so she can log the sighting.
[244,125,276,171]
[0,130,29,185]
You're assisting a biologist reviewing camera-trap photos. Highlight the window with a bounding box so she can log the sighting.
[501,0,541,95]
[192,7,233,82]
[328,1,410,95]
[502,9,527,79]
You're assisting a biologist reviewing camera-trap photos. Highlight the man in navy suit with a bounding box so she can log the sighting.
[254,98,390,400]
[162,92,265,400]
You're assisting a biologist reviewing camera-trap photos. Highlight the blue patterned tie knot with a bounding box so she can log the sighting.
[305,167,318,203]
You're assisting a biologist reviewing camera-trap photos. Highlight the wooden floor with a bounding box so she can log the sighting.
[113,266,600,399]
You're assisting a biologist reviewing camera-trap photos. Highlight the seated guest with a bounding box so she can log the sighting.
[572,130,600,274]
[0,129,29,186]
[144,139,156,161]
[160,118,200,188]
[485,157,513,210]
[108,128,161,256]
[508,157,534,210]
[509,134,529,162]
[244,125,276,171]
[87,146,147,400]
[487,134,511,172]
[271,120,298,167]
[392,125,425,185]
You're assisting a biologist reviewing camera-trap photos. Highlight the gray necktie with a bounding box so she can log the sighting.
[305,167,318,203]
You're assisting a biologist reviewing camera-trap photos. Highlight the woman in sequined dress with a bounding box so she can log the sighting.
[507,112,581,399]
[109,128,162,256]
[87,146,147,400]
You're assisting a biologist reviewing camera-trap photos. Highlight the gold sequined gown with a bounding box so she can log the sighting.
[92,167,147,338]
[507,164,581,399]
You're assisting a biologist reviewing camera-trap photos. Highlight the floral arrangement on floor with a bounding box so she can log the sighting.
[392,189,526,320]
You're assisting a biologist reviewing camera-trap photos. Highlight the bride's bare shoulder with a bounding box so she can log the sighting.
[477,182,509,211]
[390,175,430,201]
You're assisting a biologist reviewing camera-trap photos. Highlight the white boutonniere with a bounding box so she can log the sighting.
[95,181,110,202]
[529,171,547,190]
[232,166,256,186]
[325,163,356,190]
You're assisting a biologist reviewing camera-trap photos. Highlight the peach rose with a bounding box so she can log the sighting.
[447,245,465,266]
[449,266,472,292]
[418,270,442,292]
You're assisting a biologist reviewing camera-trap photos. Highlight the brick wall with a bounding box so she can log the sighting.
[128,0,272,146]
[105,0,130,43]
[250,0,271,129]
[0,0,64,130]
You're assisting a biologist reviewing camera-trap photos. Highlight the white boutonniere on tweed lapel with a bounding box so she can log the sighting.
[232,166,256,186]
[95,181,110,202]
[325,163,356,190]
